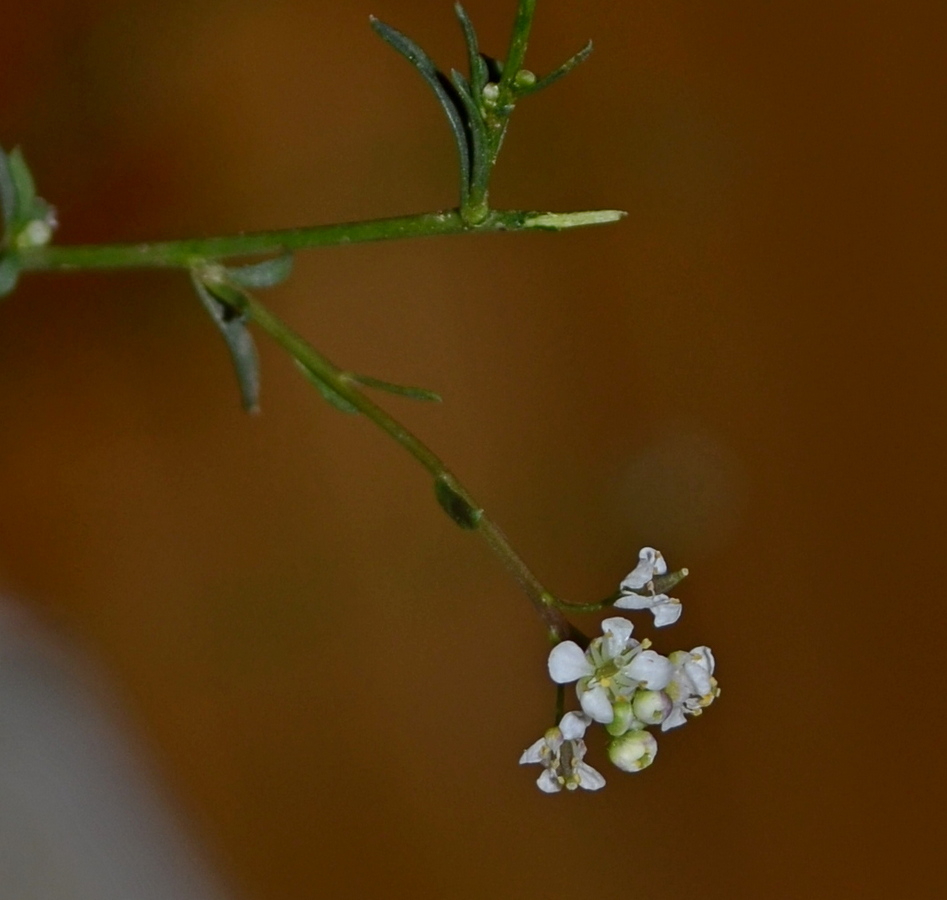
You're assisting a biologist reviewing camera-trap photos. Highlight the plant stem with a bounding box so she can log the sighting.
[243,291,575,643]
[15,208,599,272]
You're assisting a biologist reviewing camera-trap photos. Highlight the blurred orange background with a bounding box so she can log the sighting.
[1,0,944,897]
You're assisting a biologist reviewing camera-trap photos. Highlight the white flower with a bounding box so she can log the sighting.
[614,546,682,627]
[547,617,672,724]
[519,711,606,793]
[662,646,720,731]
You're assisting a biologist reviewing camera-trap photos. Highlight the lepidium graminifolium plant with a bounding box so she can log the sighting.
[0,0,719,793]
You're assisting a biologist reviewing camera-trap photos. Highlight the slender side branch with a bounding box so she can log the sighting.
[242,291,575,643]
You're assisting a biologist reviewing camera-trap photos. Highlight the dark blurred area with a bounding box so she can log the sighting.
[0,1,943,897]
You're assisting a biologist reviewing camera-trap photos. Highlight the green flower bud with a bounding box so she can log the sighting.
[607,730,658,773]
[604,698,640,737]
[482,83,499,105]
[632,690,672,726]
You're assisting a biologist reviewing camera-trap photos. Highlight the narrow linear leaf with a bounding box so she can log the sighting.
[370,16,471,200]
[346,372,442,403]
[295,360,359,414]
[449,69,490,194]
[435,475,483,529]
[7,147,37,224]
[0,255,19,298]
[0,147,15,230]
[519,40,593,95]
[191,275,261,413]
[226,254,294,289]
[454,3,488,96]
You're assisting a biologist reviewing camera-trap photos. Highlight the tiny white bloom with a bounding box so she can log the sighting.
[614,546,683,627]
[548,617,665,724]
[519,711,606,793]
[662,646,720,731]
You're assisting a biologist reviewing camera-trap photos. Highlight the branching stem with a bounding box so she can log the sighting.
[243,292,576,643]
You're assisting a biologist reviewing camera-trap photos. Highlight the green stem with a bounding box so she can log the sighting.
[550,592,619,614]
[16,206,619,272]
[16,211,474,271]
[243,291,574,643]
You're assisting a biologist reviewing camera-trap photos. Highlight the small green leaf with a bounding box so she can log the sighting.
[0,254,19,298]
[7,147,37,224]
[191,273,261,413]
[518,40,593,96]
[346,372,442,403]
[1,146,56,247]
[0,146,15,230]
[295,360,359,414]
[435,475,482,529]
[454,3,489,96]
[226,254,294,289]
[370,16,471,202]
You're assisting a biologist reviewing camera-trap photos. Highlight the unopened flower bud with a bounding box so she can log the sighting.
[632,690,672,726]
[14,210,57,250]
[605,698,641,737]
[482,83,499,105]
[607,730,658,773]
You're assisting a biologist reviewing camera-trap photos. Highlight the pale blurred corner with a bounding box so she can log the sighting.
[0,596,231,900]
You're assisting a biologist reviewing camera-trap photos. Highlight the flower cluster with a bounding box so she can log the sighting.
[520,548,719,792]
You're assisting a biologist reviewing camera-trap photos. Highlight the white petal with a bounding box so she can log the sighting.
[620,547,667,592]
[661,707,688,731]
[651,597,682,627]
[548,642,594,683]
[519,738,547,765]
[575,762,606,791]
[536,770,562,793]
[625,650,673,690]
[613,591,652,610]
[619,562,653,591]
[647,548,668,576]
[600,617,635,656]
[690,646,716,674]
[684,659,713,696]
[579,684,615,723]
[559,711,591,741]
